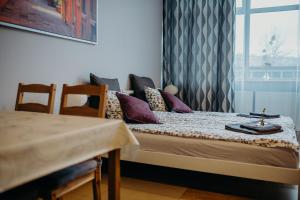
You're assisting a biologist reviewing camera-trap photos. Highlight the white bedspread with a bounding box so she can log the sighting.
[128,111,299,152]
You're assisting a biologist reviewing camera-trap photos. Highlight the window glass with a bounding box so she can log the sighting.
[249,11,299,70]
[236,0,243,8]
[235,15,244,56]
[234,15,245,81]
[251,0,299,8]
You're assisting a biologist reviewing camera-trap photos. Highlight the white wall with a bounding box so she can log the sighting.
[0,0,162,112]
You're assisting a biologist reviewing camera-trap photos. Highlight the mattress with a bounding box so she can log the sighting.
[129,111,299,152]
[133,131,299,169]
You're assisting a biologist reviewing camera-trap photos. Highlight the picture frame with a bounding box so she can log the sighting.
[0,0,98,44]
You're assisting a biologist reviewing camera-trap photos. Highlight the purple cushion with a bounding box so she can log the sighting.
[160,91,192,113]
[116,93,160,124]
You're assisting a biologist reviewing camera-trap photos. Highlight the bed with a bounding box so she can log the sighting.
[123,111,300,198]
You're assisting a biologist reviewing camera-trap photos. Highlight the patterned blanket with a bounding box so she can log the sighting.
[128,111,299,152]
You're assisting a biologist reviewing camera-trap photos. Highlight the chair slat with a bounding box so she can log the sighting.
[60,106,99,117]
[17,103,48,113]
[15,83,56,114]
[63,85,105,96]
[20,84,54,93]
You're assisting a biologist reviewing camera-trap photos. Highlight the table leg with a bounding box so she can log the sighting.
[108,149,120,200]
[298,171,300,200]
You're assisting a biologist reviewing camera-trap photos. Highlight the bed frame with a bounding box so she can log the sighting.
[123,149,300,199]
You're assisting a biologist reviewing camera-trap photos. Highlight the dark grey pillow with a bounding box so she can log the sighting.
[89,73,121,108]
[90,73,120,91]
[129,74,155,102]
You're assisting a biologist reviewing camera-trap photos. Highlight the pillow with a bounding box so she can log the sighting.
[144,87,167,112]
[89,73,121,108]
[129,74,155,102]
[160,91,193,113]
[116,92,160,124]
[90,73,121,91]
[106,91,127,119]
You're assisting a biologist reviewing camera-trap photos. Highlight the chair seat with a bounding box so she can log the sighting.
[38,160,97,197]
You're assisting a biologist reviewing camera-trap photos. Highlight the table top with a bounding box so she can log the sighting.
[0,111,139,192]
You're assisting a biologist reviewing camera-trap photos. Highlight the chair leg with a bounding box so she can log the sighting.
[93,178,99,200]
[93,157,102,200]
[298,174,300,200]
[51,193,63,200]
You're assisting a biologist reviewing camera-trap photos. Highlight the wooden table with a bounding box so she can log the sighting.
[0,111,139,200]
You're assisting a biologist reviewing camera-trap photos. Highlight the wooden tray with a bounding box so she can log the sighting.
[225,123,283,135]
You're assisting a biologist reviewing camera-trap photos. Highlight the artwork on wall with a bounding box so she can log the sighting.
[0,0,97,44]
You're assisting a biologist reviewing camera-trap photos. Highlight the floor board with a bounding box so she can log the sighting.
[64,176,251,200]
[62,160,298,200]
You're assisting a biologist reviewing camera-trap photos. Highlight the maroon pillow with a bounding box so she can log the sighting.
[160,91,192,113]
[116,93,160,124]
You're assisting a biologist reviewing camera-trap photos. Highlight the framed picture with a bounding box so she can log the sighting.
[0,0,98,44]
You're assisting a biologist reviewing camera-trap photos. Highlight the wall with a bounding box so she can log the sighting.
[0,0,162,112]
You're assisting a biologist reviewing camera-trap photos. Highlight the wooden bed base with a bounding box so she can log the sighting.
[122,149,300,199]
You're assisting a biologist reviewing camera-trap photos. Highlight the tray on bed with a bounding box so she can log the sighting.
[225,123,283,135]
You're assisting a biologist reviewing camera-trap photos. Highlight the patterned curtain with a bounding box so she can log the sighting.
[162,0,236,112]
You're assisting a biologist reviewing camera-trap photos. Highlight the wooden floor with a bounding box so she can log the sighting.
[62,159,299,200]
[64,176,250,200]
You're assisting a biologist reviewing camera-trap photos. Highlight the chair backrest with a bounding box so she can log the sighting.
[15,83,56,114]
[60,84,108,118]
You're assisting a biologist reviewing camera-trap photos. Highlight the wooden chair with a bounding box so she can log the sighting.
[39,84,108,200]
[15,83,56,114]
[2,83,56,200]
[60,84,107,117]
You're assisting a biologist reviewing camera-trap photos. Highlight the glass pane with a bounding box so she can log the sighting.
[251,0,299,8]
[235,1,300,131]
[236,0,243,8]
[234,15,244,81]
[249,10,299,77]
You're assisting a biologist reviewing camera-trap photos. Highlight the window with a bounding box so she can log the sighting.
[235,0,300,82]
[251,0,299,8]
[234,0,300,128]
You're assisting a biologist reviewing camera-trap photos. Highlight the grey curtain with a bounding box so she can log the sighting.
[162,0,235,112]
